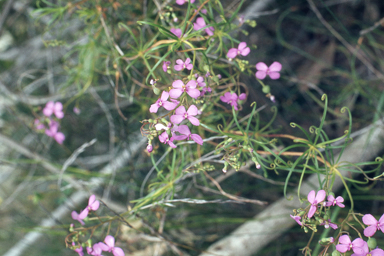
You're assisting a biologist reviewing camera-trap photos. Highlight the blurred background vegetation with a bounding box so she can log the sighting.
[1,0,384,255]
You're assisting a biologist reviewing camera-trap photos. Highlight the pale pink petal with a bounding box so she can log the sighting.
[379,213,384,224]
[371,248,384,256]
[364,225,377,237]
[113,247,125,256]
[186,88,200,99]
[227,48,238,59]
[308,205,316,218]
[178,125,191,135]
[188,116,200,126]
[352,238,365,249]
[336,244,349,253]
[268,72,281,80]
[315,190,326,203]
[191,134,203,145]
[97,242,110,251]
[43,101,54,117]
[186,63,193,70]
[238,42,247,51]
[238,93,246,100]
[176,0,185,5]
[168,140,177,148]
[363,214,378,226]
[71,211,79,220]
[78,208,89,219]
[175,106,186,115]
[255,71,267,80]
[162,101,178,111]
[269,61,282,72]
[338,235,351,245]
[186,80,197,89]
[172,80,184,89]
[240,47,250,56]
[170,115,185,124]
[176,59,184,65]
[169,89,183,99]
[174,65,183,71]
[196,17,206,27]
[256,62,268,71]
[307,190,316,204]
[187,105,198,116]
[53,132,65,145]
[173,135,188,141]
[329,223,338,229]
[160,91,169,101]
[185,58,191,64]
[104,235,115,248]
[149,103,159,113]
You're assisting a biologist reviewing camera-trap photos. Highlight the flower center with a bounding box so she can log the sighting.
[159,101,163,106]
[184,113,188,118]
[182,85,186,92]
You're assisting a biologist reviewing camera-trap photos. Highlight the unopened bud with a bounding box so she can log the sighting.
[367,237,377,249]
[147,144,153,153]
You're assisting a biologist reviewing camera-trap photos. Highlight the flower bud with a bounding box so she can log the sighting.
[69,223,74,232]
[147,144,153,153]
[367,237,377,249]
[262,85,270,94]
[331,250,341,256]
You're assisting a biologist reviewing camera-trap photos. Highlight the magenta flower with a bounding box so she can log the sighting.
[162,61,171,72]
[97,236,125,256]
[85,194,100,212]
[159,132,176,148]
[73,107,81,115]
[320,219,337,229]
[45,120,65,144]
[325,195,345,208]
[200,86,212,96]
[362,213,384,237]
[89,243,104,256]
[43,101,64,119]
[71,209,88,225]
[290,214,302,226]
[176,0,195,5]
[72,242,84,256]
[351,241,384,256]
[173,125,203,145]
[220,92,246,111]
[174,58,193,71]
[169,80,200,99]
[149,91,178,113]
[307,190,326,218]
[336,235,365,253]
[170,28,182,38]
[196,76,206,87]
[255,62,282,80]
[170,105,200,126]
[193,17,214,36]
[147,144,153,153]
[34,119,45,130]
[227,42,250,59]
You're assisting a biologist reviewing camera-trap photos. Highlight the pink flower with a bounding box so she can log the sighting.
[227,42,250,59]
[220,92,246,111]
[200,86,212,96]
[97,235,125,256]
[325,195,345,208]
[196,76,206,87]
[290,215,302,226]
[72,242,84,256]
[336,235,365,253]
[320,219,338,229]
[159,132,176,148]
[147,144,153,153]
[45,120,65,144]
[43,101,64,119]
[170,28,182,38]
[162,61,171,72]
[89,243,105,256]
[193,17,214,36]
[34,119,45,130]
[176,0,195,5]
[85,194,100,212]
[351,241,384,256]
[73,107,81,115]
[174,58,193,71]
[255,62,282,80]
[169,80,200,99]
[149,91,178,113]
[71,209,88,225]
[170,105,200,126]
[173,125,203,145]
[362,213,384,237]
[307,190,326,218]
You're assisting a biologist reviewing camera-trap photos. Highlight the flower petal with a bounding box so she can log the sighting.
[363,214,378,226]
[269,61,282,72]
[307,190,316,204]
[268,72,281,80]
[169,89,183,99]
[104,235,115,248]
[177,125,191,135]
[170,115,184,124]
[256,62,268,71]
[186,88,201,99]
[187,105,198,116]
[336,244,350,253]
[113,247,125,256]
[308,205,316,218]
[227,48,238,59]
[191,134,203,145]
[364,225,377,237]
[255,71,267,80]
[188,116,200,126]
[315,190,326,203]
[338,235,351,245]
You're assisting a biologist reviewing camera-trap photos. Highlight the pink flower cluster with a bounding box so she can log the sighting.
[336,235,384,256]
[148,58,216,151]
[70,195,126,256]
[34,101,65,144]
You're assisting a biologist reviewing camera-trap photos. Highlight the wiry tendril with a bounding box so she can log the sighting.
[375,157,383,162]
[290,122,297,128]
[321,94,327,101]
[309,125,316,133]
